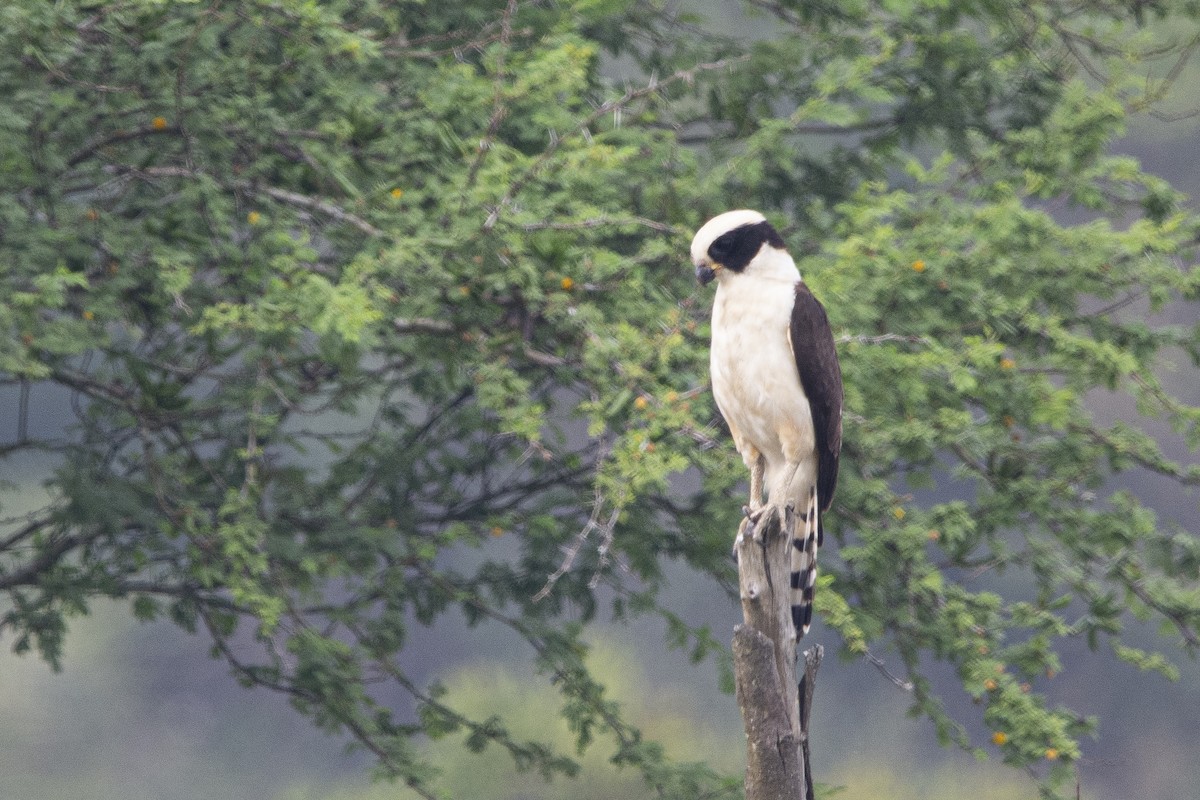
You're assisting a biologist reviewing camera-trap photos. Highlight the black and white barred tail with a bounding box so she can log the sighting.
[790,485,821,639]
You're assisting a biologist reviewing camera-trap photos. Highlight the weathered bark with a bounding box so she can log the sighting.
[733,624,803,798]
[799,645,823,800]
[732,505,819,800]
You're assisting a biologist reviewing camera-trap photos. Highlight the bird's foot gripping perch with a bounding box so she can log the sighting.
[742,503,767,523]
[734,505,764,559]
[738,503,787,547]
[734,503,765,557]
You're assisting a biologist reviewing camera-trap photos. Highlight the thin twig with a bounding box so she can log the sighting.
[863,647,914,691]
[105,165,383,236]
[0,513,52,552]
[532,484,619,602]
[837,333,932,346]
[519,215,680,234]
[258,185,383,236]
[393,317,454,334]
[1126,578,1200,649]
[464,0,520,190]
[67,124,177,167]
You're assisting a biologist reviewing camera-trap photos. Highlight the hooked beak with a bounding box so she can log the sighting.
[695,262,722,286]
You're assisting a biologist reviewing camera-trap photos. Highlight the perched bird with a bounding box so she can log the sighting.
[692,209,843,639]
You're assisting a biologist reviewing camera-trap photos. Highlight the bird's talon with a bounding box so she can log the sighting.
[743,504,765,523]
[732,527,747,561]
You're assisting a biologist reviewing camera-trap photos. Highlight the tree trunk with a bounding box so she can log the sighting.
[732,505,819,800]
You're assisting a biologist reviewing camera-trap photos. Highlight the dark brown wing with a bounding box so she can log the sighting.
[789,282,843,512]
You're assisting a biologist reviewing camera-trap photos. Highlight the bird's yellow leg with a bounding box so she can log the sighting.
[745,452,766,520]
[734,451,766,553]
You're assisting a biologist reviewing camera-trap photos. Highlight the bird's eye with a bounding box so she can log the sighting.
[709,232,736,260]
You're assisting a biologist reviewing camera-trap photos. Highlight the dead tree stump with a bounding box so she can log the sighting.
[732,505,820,800]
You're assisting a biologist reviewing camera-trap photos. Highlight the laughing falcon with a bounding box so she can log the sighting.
[692,209,843,639]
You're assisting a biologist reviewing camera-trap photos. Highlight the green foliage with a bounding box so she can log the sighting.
[2,1,1200,798]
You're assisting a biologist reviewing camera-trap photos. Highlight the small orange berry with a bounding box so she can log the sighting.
[978,644,990,655]
[1020,682,1031,693]
[983,678,997,691]
[634,396,649,410]
[390,187,404,199]
[82,310,94,321]
[911,260,926,273]
[85,208,99,221]
[490,526,504,537]
[992,731,1008,746]
[1000,357,1016,370]
[152,116,168,130]
[927,529,940,541]
[645,442,656,453]
[560,277,575,291]
[247,211,261,225]
[1045,748,1059,761]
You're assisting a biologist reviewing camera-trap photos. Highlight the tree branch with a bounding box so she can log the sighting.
[103,165,384,236]
[0,532,84,591]
[256,185,383,237]
[67,123,177,167]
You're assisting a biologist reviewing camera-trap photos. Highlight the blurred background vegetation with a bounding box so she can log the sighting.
[3,1,1200,798]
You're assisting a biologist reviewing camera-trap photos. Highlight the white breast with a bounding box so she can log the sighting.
[710,272,816,504]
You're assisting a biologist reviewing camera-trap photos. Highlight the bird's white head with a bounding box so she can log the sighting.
[689,209,796,286]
